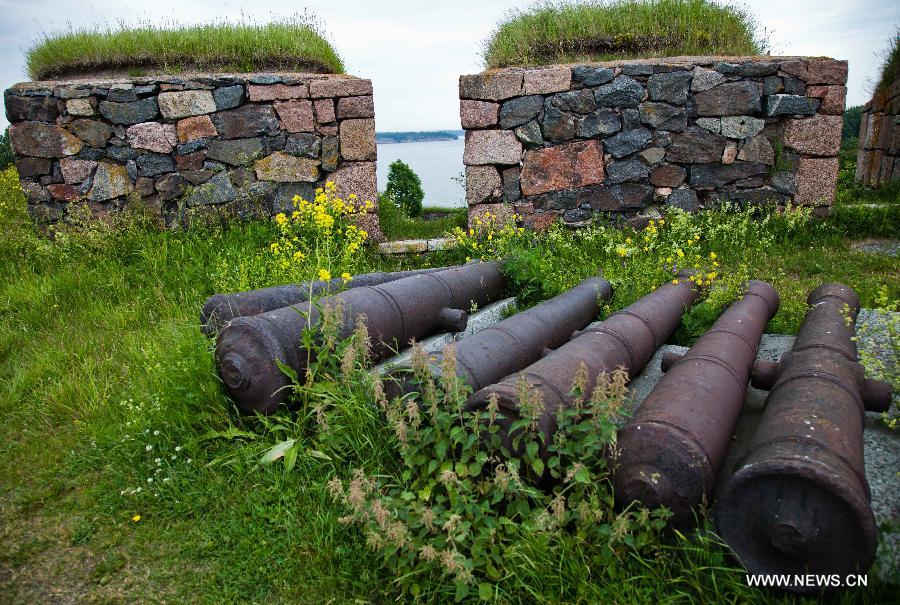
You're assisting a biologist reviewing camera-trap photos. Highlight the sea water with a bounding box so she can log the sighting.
[376,137,466,209]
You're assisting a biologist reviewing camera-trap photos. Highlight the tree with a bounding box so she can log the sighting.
[385,159,424,218]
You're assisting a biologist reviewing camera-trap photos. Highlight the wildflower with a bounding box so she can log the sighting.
[275,213,288,226]
[709,252,717,260]
[145,444,153,451]
[341,272,352,283]
[676,249,684,258]
[615,247,627,258]
[132,514,141,522]
[672,279,679,285]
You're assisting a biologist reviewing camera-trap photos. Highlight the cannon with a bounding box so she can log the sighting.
[216,262,506,414]
[466,273,702,467]
[613,281,780,527]
[659,355,893,413]
[716,283,891,587]
[386,276,613,398]
[200,267,452,335]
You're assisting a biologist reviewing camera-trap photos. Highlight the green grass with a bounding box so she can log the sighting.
[25,15,344,80]
[483,0,764,69]
[378,195,467,240]
[0,165,897,603]
[876,29,899,93]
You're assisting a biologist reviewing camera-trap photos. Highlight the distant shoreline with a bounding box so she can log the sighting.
[376,130,464,144]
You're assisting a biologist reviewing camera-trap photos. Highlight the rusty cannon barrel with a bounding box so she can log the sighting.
[216,262,506,414]
[200,267,451,335]
[466,273,702,466]
[614,281,780,527]
[387,276,613,398]
[716,283,886,587]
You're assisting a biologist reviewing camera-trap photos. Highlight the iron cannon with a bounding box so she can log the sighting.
[614,281,780,527]
[216,262,506,414]
[201,267,451,335]
[386,276,613,398]
[466,273,702,467]
[716,283,890,588]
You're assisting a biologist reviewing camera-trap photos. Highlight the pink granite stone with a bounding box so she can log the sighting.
[309,78,373,98]
[466,165,502,205]
[806,85,847,115]
[339,119,376,161]
[274,100,315,133]
[520,140,605,196]
[794,156,839,206]
[524,67,572,95]
[783,114,842,156]
[59,158,97,184]
[125,122,178,153]
[460,100,500,129]
[336,96,375,119]
[247,84,309,101]
[314,99,335,123]
[463,130,522,166]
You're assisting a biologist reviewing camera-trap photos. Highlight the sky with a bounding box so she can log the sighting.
[0,0,897,131]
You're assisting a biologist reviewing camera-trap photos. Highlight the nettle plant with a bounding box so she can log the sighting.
[327,344,669,601]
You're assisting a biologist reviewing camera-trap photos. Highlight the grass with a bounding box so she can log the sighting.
[483,0,764,69]
[876,29,899,93]
[378,195,467,240]
[25,15,344,80]
[0,164,897,603]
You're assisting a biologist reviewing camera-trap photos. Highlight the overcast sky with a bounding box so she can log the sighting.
[0,0,897,131]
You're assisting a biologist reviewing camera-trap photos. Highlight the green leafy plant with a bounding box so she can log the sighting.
[385,160,425,218]
[327,344,668,601]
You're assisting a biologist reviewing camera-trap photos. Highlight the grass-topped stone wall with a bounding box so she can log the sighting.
[5,72,380,235]
[460,56,848,228]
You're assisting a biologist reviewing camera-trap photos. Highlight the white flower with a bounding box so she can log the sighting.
[147,478,154,483]
[153,430,160,436]
[175,446,182,452]
[186,459,192,464]
[145,445,153,451]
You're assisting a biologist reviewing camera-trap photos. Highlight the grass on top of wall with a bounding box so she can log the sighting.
[876,30,899,93]
[483,0,765,69]
[25,15,345,80]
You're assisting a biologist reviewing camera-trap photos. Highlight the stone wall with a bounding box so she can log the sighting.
[459,56,847,228]
[5,73,381,236]
[856,79,900,186]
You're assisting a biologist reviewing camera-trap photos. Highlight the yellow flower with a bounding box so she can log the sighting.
[275,212,287,226]
[625,237,632,244]
[709,252,717,260]
[713,261,719,267]
[293,251,305,261]
[342,272,352,283]
[616,247,628,257]
[132,515,141,522]
[672,279,679,285]
[666,256,673,263]
[676,249,685,258]
[318,269,332,281]
[707,272,718,280]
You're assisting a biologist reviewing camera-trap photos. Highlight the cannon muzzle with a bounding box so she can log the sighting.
[466,273,702,473]
[716,283,883,588]
[614,281,780,527]
[201,267,453,335]
[215,262,506,414]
